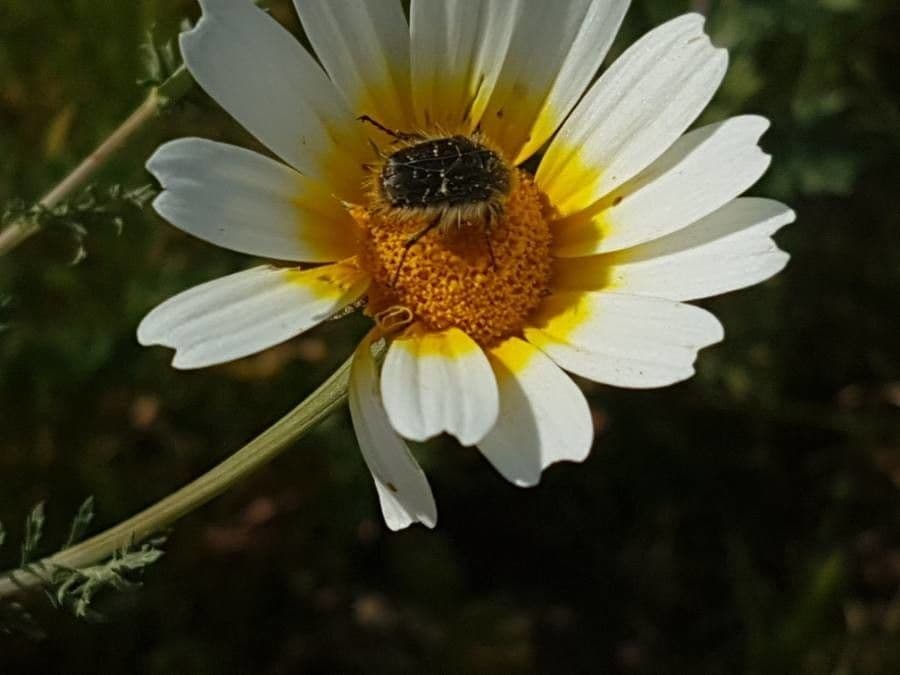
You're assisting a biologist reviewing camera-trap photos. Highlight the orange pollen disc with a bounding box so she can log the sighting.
[354,171,554,346]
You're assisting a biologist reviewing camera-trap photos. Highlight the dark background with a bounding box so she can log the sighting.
[1,0,898,672]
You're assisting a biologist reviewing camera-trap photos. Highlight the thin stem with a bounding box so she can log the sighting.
[0,353,356,599]
[0,91,158,254]
[0,221,34,256]
[44,93,160,210]
[0,90,161,257]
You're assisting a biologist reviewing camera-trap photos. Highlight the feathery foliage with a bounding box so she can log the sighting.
[0,500,166,636]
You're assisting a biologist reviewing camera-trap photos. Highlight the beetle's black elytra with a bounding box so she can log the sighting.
[380,136,511,212]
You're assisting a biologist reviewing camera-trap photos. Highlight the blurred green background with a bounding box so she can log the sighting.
[1,0,898,672]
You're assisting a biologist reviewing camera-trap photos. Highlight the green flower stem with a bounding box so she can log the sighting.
[0,65,194,257]
[0,351,358,599]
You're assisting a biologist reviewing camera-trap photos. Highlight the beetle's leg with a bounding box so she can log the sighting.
[482,216,498,271]
[392,214,442,286]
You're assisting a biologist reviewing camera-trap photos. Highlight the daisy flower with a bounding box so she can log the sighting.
[139,0,794,530]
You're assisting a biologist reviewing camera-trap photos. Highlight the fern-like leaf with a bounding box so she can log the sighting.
[20,502,46,567]
[0,500,166,637]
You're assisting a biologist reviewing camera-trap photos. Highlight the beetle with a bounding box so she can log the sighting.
[360,116,513,284]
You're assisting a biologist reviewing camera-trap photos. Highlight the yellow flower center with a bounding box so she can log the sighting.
[354,171,554,346]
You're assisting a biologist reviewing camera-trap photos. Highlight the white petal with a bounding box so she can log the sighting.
[478,338,593,487]
[481,0,630,164]
[349,332,437,531]
[138,264,369,369]
[181,0,366,197]
[537,13,728,216]
[525,292,724,389]
[294,0,413,129]
[554,116,773,256]
[409,0,520,130]
[554,198,794,301]
[147,138,358,263]
[381,326,499,446]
